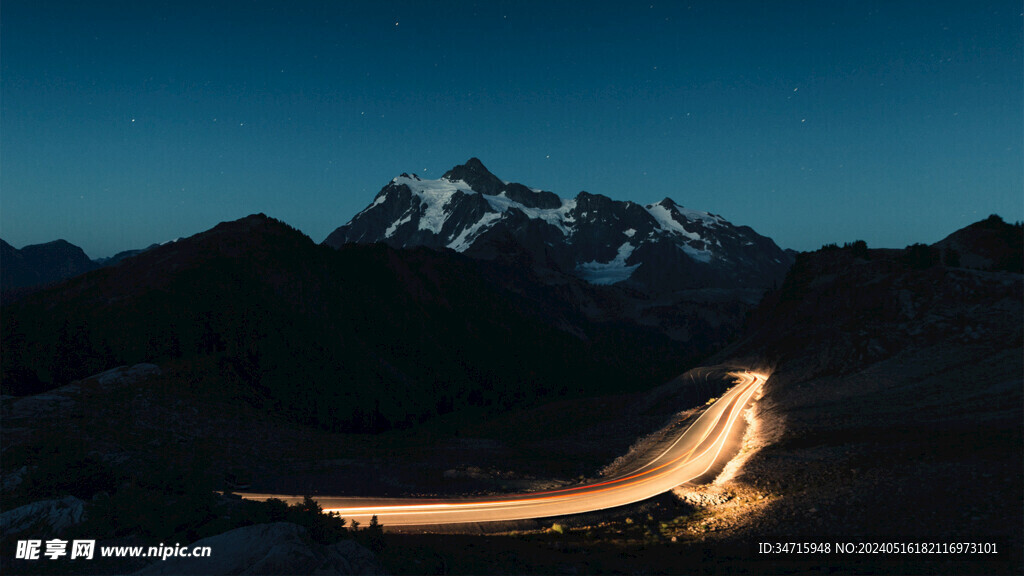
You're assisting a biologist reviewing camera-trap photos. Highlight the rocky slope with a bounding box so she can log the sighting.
[674,218,1023,574]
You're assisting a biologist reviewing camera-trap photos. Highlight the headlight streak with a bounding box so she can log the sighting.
[241,372,767,525]
[325,374,761,519]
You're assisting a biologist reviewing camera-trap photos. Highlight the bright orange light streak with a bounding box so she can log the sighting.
[316,372,767,519]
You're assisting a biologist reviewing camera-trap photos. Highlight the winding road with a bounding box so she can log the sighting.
[238,371,767,526]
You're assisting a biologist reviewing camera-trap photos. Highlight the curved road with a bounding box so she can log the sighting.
[238,371,766,526]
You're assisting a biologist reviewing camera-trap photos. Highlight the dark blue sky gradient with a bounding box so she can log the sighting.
[3,1,1021,257]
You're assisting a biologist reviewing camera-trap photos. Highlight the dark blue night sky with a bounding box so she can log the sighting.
[3,1,1021,258]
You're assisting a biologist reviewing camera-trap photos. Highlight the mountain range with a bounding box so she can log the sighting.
[3,159,792,302]
[2,160,797,369]
[5,159,1018,439]
[0,149,807,433]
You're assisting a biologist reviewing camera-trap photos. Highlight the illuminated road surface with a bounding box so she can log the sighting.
[239,371,766,526]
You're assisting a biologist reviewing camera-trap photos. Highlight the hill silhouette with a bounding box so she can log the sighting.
[2,214,685,432]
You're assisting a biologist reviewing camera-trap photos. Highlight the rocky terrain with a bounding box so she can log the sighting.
[668,220,1023,573]
[371,218,1022,574]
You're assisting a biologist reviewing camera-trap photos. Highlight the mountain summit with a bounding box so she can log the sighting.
[323,159,793,293]
[439,157,506,196]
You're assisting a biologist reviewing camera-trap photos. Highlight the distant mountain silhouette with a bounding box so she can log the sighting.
[1,238,169,300]
[92,243,161,266]
[0,238,98,293]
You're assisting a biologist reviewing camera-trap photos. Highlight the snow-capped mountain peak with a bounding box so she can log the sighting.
[323,159,793,293]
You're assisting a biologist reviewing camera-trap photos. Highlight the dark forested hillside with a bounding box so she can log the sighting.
[2,214,686,432]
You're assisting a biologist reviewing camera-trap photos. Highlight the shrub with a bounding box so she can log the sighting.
[360,515,386,553]
[902,243,939,269]
[844,240,869,259]
[286,496,350,544]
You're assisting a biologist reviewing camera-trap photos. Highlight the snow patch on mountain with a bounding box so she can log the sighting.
[392,175,471,234]
[484,194,578,236]
[678,207,724,226]
[448,211,503,252]
[576,242,640,285]
[682,243,713,263]
[370,194,389,209]
[645,204,702,241]
[384,173,588,249]
[385,212,413,238]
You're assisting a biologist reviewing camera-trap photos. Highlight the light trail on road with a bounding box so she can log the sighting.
[238,371,767,526]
